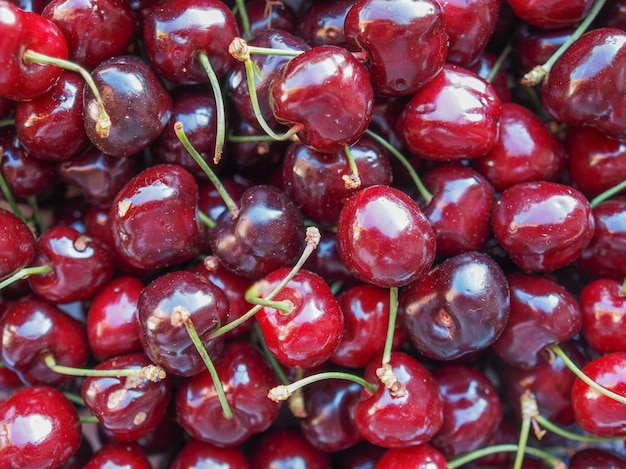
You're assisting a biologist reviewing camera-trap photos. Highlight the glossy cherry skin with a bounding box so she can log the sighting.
[109,164,205,271]
[577,197,626,281]
[137,270,229,377]
[296,0,354,48]
[0,295,90,386]
[472,102,566,192]
[255,268,344,368]
[569,448,626,469]
[176,340,281,447]
[337,185,436,288]
[491,181,595,272]
[14,71,89,162]
[375,443,447,469]
[87,276,144,361]
[491,272,582,369]
[0,386,82,468]
[505,0,593,29]
[171,439,249,469]
[83,55,172,157]
[142,0,239,84]
[354,352,443,448]
[344,0,448,97]
[571,352,626,436]
[241,0,298,36]
[269,45,374,153]
[42,0,136,69]
[565,126,626,198]
[82,352,172,442]
[303,227,355,286]
[83,443,151,469]
[421,165,496,258]
[512,22,572,73]
[430,365,502,458]
[209,185,305,279]
[580,278,626,354]
[282,136,393,225]
[542,28,626,142]
[400,251,509,361]
[0,208,35,279]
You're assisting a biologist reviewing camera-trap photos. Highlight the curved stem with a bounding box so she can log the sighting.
[534,413,626,443]
[44,354,166,383]
[447,444,566,469]
[197,51,227,165]
[245,288,295,314]
[0,265,52,290]
[197,210,216,229]
[590,178,626,208]
[267,371,377,402]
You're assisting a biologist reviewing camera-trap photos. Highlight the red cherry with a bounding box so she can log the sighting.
[83,443,151,469]
[580,278,626,354]
[505,0,594,29]
[296,0,354,48]
[375,443,447,469]
[570,447,626,469]
[249,427,331,469]
[0,208,35,279]
[171,439,249,469]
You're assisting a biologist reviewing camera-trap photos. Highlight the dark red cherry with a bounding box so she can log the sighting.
[354,352,443,448]
[336,185,436,288]
[296,0,354,48]
[14,71,89,162]
[491,272,582,369]
[109,164,205,271]
[28,225,116,303]
[396,64,502,161]
[400,251,509,361]
[571,352,626,437]
[505,0,593,29]
[302,227,356,287]
[198,177,247,225]
[142,0,239,84]
[241,0,298,36]
[82,352,172,442]
[83,55,172,157]
[491,181,595,272]
[249,427,331,469]
[0,386,81,468]
[171,439,250,469]
[472,102,566,192]
[282,136,393,225]
[580,278,626,354]
[87,276,144,361]
[375,443,447,469]
[0,95,15,119]
[570,448,626,469]
[470,51,512,103]
[269,45,374,153]
[512,22,572,73]
[209,184,305,279]
[84,443,151,469]
[542,28,626,142]
[344,0,448,97]
[255,268,344,368]
[42,0,136,69]
[176,340,281,447]
[136,270,229,377]
[0,208,35,279]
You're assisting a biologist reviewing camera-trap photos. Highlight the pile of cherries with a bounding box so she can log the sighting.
[2,0,626,467]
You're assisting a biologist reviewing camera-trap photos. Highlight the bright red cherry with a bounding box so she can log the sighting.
[580,278,626,354]
[0,208,35,280]
[505,0,594,29]
[171,439,250,469]
[83,443,151,469]
[375,443,447,469]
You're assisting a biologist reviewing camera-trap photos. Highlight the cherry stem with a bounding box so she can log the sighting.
[0,118,15,127]
[267,370,376,402]
[197,51,227,165]
[174,121,239,218]
[62,391,87,407]
[447,444,567,469]
[548,343,626,405]
[209,226,321,339]
[364,129,433,203]
[227,133,277,143]
[253,321,290,385]
[244,44,304,58]
[381,287,398,367]
[26,195,45,234]
[171,306,233,419]
[621,276,626,294]
[342,145,361,189]
[23,50,111,137]
[521,0,608,86]
[486,43,512,83]
[233,0,252,40]
[0,265,52,290]
[0,152,27,224]
[590,178,626,208]
[80,415,100,424]
[197,210,216,229]
[513,389,535,469]
[43,354,166,383]
[534,413,626,443]
[244,287,295,314]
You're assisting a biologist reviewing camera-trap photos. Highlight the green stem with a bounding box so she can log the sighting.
[245,288,294,314]
[233,0,252,40]
[197,210,216,229]
[254,321,290,385]
[534,413,626,443]
[44,354,166,382]
[267,371,377,402]
[0,152,27,224]
[62,391,86,407]
[486,43,512,83]
[228,133,277,143]
[513,409,532,469]
[590,178,626,208]
[342,145,361,189]
[381,287,398,367]
[245,45,304,57]
[80,415,100,424]
[0,118,15,127]
[364,129,432,203]
[27,195,45,234]
[0,265,51,290]
[197,51,227,165]
[447,444,566,469]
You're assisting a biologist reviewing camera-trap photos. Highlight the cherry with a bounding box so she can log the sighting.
[268,44,375,153]
[198,177,246,225]
[109,164,205,271]
[296,0,354,48]
[471,102,566,192]
[282,135,393,226]
[249,427,331,469]
[175,340,281,447]
[542,28,626,142]
[209,184,305,279]
[302,227,355,287]
[136,270,229,377]
[336,184,436,288]
[470,51,512,103]
[83,442,151,469]
[491,181,595,272]
[571,352,626,436]
[344,0,448,97]
[86,275,144,361]
[354,352,443,448]
[41,0,137,70]
[253,267,344,369]
[171,439,249,469]
[0,385,82,468]
[396,63,502,161]
[14,71,89,163]
[491,272,582,369]
[580,278,626,354]
[569,447,626,469]
[512,23,573,73]
[374,443,447,469]
[505,0,594,29]
[83,55,172,157]
[82,352,172,442]
[400,251,510,361]
[0,207,35,279]
[240,0,298,36]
